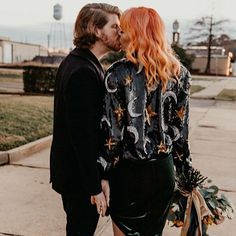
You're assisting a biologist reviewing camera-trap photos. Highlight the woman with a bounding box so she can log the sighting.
[99,7,192,236]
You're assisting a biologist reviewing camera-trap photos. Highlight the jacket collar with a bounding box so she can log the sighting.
[70,47,104,73]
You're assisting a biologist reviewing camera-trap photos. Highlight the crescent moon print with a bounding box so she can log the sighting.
[136,63,144,74]
[143,137,151,154]
[127,126,139,143]
[105,72,117,93]
[162,91,177,104]
[101,116,111,127]
[120,126,125,141]
[170,126,181,141]
[97,156,108,170]
[127,96,142,118]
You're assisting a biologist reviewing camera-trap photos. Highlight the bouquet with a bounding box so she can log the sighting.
[167,168,235,236]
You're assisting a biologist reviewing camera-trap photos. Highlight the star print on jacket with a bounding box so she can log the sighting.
[99,58,192,175]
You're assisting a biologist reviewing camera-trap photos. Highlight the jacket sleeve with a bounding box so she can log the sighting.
[172,68,193,174]
[98,68,125,179]
[66,67,102,196]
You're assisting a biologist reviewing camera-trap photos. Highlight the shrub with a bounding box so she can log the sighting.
[23,65,57,93]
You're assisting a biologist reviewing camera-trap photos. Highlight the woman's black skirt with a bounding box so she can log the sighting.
[109,154,175,236]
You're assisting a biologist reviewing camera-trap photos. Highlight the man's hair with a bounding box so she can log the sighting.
[73,3,120,48]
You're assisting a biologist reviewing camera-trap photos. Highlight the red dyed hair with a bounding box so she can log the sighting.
[120,7,180,90]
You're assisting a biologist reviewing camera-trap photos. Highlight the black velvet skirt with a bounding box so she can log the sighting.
[109,154,175,236]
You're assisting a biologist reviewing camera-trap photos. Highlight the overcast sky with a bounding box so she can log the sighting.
[0,0,235,26]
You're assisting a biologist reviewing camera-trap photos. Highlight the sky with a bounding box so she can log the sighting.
[0,0,235,26]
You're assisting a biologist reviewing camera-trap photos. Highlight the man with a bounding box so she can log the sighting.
[50,3,121,236]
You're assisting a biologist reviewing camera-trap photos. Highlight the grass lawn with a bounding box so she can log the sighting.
[191,76,222,81]
[215,89,236,101]
[0,95,53,151]
[190,85,205,94]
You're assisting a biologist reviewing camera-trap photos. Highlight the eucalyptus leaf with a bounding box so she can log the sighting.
[208,200,216,209]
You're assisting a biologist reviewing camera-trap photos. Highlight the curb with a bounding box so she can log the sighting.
[0,135,52,165]
[0,152,8,165]
[190,95,215,100]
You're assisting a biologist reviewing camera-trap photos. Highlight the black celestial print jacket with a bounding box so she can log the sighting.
[98,59,192,176]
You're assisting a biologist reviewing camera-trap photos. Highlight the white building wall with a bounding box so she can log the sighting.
[0,39,48,64]
[2,42,12,63]
[0,46,2,63]
[192,55,232,76]
[12,43,47,63]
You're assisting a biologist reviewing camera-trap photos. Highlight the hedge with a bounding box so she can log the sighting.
[23,65,58,93]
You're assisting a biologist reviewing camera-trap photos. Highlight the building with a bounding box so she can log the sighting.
[0,36,48,64]
[184,45,232,76]
[191,54,232,76]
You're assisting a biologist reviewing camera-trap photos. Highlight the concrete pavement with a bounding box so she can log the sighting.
[0,99,235,236]
[191,75,236,100]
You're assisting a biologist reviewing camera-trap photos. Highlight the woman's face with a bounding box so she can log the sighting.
[119,28,130,51]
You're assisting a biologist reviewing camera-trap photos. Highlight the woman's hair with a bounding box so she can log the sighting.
[73,3,120,48]
[120,7,180,90]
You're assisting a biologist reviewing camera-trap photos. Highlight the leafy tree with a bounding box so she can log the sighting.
[188,16,228,74]
[172,44,195,71]
[212,34,231,46]
[100,51,125,65]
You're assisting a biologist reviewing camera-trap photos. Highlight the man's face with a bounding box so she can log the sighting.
[99,14,121,52]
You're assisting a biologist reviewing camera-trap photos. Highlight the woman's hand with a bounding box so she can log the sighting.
[90,192,107,217]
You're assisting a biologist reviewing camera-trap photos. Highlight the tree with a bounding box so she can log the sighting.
[188,16,228,74]
[172,44,195,71]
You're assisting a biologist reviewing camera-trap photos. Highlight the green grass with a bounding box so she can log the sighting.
[0,95,53,151]
[190,85,205,94]
[191,77,222,81]
[215,89,236,101]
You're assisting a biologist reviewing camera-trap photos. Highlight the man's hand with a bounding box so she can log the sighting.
[90,192,107,217]
[101,180,110,207]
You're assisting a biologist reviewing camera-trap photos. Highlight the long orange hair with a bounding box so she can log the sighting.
[120,7,180,90]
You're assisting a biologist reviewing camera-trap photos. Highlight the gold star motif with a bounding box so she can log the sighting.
[176,106,185,120]
[104,138,116,150]
[124,75,133,86]
[113,105,125,121]
[174,151,183,161]
[157,140,167,154]
[145,105,157,125]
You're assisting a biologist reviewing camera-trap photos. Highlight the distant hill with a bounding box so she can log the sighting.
[0,19,236,48]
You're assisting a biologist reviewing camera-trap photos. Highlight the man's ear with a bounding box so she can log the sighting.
[94,27,102,38]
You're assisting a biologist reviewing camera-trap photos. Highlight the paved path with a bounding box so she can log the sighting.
[191,75,236,99]
[0,99,235,236]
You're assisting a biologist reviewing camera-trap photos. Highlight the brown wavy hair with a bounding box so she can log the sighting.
[73,3,120,48]
[120,7,180,90]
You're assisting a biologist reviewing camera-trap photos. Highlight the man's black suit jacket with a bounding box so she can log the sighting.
[50,47,104,196]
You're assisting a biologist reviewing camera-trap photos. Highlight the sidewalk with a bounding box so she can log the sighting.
[0,75,236,235]
[191,75,236,100]
[0,98,235,236]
